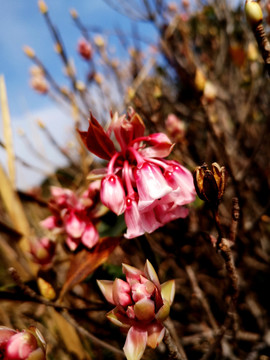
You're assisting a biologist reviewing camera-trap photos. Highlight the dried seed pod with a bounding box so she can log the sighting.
[193,162,227,205]
[211,162,227,200]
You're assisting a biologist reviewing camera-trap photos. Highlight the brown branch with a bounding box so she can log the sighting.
[163,328,186,360]
[186,265,218,332]
[253,24,270,76]
[164,318,188,360]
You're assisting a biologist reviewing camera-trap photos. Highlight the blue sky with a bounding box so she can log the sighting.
[0,0,159,189]
[0,1,157,117]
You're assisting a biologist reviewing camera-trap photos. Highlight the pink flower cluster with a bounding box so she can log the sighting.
[0,326,46,360]
[41,182,100,251]
[78,108,195,238]
[98,260,175,360]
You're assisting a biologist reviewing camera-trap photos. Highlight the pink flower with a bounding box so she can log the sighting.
[78,109,195,239]
[0,326,46,360]
[40,183,101,251]
[97,260,175,360]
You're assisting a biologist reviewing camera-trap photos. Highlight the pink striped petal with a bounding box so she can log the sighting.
[123,326,147,360]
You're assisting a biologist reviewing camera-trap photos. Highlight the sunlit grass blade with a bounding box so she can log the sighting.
[0,75,16,187]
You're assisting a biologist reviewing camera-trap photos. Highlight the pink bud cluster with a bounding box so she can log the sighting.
[77,38,92,60]
[97,260,175,360]
[41,182,100,251]
[78,109,195,239]
[0,326,46,360]
[30,237,56,267]
[165,114,186,143]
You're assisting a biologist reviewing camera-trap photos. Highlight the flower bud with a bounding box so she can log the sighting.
[194,68,206,92]
[38,0,48,14]
[70,9,78,19]
[30,237,55,266]
[30,76,49,94]
[94,35,105,48]
[193,162,226,205]
[77,38,92,60]
[4,327,46,360]
[245,0,263,27]
[97,260,175,360]
[37,277,56,300]
[23,46,35,58]
[203,81,217,102]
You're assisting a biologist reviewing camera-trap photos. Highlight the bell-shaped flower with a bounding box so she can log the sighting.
[100,174,126,215]
[65,211,86,238]
[97,260,175,360]
[124,195,161,239]
[164,161,196,205]
[81,223,99,249]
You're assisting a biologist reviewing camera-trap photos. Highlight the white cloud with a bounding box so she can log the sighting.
[1,105,77,190]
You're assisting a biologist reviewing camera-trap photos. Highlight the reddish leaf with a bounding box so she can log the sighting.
[60,236,120,299]
[78,113,116,160]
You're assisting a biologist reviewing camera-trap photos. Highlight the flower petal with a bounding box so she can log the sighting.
[122,263,144,285]
[161,280,175,305]
[78,112,116,161]
[140,133,174,158]
[107,307,130,328]
[147,322,165,349]
[144,260,160,290]
[65,212,85,238]
[81,223,99,249]
[100,174,126,215]
[155,299,170,321]
[135,163,172,212]
[134,298,155,322]
[123,326,147,360]
[97,280,115,304]
[124,196,145,239]
[66,237,80,251]
[112,279,132,307]
[40,216,58,230]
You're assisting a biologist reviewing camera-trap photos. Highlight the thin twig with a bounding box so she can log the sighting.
[164,318,188,360]
[186,265,218,332]
[163,328,186,360]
